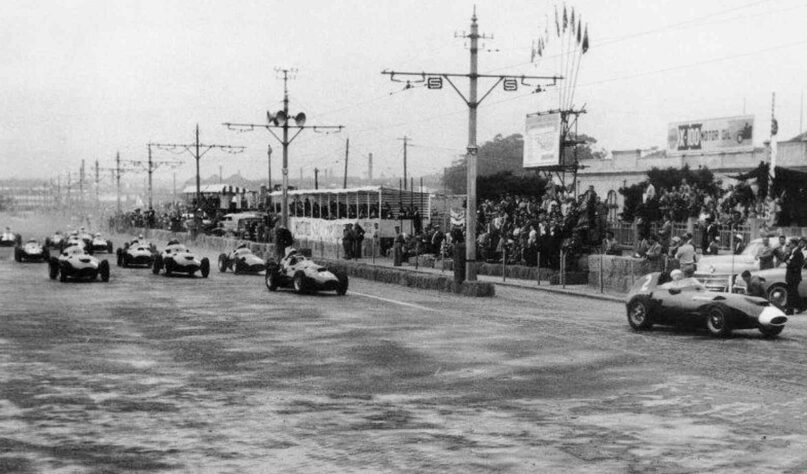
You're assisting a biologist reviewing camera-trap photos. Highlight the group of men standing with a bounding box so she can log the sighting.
[751,235,806,314]
[342,222,366,260]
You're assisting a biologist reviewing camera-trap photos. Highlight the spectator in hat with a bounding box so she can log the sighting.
[667,236,682,259]
[784,238,805,314]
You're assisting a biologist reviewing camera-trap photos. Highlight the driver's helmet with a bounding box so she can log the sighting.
[670,269,684,281]
[167,239,180,246]
[95,233,102,238]
[285,247,297,257]
[138,234,144,240]
[237,243,248,249]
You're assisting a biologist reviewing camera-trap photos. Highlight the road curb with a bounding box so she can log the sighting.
[493,280,625,303]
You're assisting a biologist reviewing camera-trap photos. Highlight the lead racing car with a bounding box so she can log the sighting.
[48,245,110,282]
[265,249,348,295]
[626,272,787,338]
[15,239,50,262]
[152,240,210,277]
[218,244,267,274]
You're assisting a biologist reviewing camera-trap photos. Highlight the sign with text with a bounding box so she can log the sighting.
[523,112,562,168]
[667,115,754,155]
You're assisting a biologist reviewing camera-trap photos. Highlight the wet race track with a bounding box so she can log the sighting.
[2,226,807,472]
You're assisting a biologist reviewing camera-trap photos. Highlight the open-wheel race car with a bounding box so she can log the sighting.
[15,239,50,262]
[88,232,114,254]
[116,237,156,268]
[218,244,266,274]
[48,245,110,282]
[1,228,21,247]
[44,231,65,250]
[626,272,788,338]
[265,249,348,295]
[152,240,210,277]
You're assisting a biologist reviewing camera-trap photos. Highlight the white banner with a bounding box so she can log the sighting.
[523,112,562,168]
[667,115,754,155]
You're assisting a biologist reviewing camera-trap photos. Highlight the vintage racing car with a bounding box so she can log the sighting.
[153,240,210,277]
[44,231,65,250]
[48,245,110,282]
[15,239,49,262]
[218,244,266,274]
[265,249,348,295]
[626,272,787,338]
[89,233,114,254]
[116,238,156,268]
[1,228,21,247]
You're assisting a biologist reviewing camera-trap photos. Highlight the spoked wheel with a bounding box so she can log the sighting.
[293,270,307,294]
[218,254,227,272]
[265,265,279,291]
[767,284,788,310]
[627,299,653,330]
[706,305,732,338]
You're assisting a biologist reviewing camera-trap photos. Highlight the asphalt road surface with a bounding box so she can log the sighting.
[2,222,807,472]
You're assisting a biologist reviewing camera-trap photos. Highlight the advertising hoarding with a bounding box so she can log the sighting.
[523,112,562,168]
[667,115,754,155]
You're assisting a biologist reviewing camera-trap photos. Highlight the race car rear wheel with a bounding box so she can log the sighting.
[759,325,784,338]
[627,299,653,330]
[99,260,110,282]
[164,259,174,276]
[218,254,227,272]
[336,272,349,296]
[265,266,279,291]
[116,249,123,266]
[59,262,69,282]
[201,258,210,278]
[766,284,788,310]
[152,255,163,275]
[14,247,22,262]
[706,305,732,338]
[107,241,113,253]
[293,270,308,294]
[122,254,130,268]
[48,258,59,280]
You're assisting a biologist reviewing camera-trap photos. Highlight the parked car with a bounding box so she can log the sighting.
[15,239,49,262]
[218,244,266,274]
[265,249,348,295]
[695,236,794,291]
[48,245,110,282]
[153,240,210,277]
[732,262,807,312]
[626,272,787,338]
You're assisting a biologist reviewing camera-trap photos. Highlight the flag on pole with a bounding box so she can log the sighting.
[577,19,582,44]
[554,6,560,36]
[582,25,589,53]
[563,6,568,32]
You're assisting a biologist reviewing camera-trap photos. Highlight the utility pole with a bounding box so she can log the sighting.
[149,125,245,213]
[123,144,183,212]
[343,137,350,189]
[224,67,343,228]
[397,136,410,189]
[267,144,273,191]
[115,152,121,213]
[368,153,373,182]
[314,168,319,190]
[382,7,560,281]
[79,159,85,213]
[94,160,100,211]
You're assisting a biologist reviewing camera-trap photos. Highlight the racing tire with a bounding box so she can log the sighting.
[152,255,163,275]
[59,262,69,282]
[218,254,228,272]
[48,258,59,280]
[336,272,349,296]
[706,305,732,338]
[99,260,110,282]
[627,299,653,330]
[14,247,22,262]
[759,325,784,338]
[164,259,174,276]
[43,248,50,261]
[233,259,242,275]
[766,284,788,310]
[107,241,113,253]
[200,258,210,278]
[265,265,279,291]
[122,254,130,268]
[293,270,308,294]
[45,237,52,248]
[116,249,123,267]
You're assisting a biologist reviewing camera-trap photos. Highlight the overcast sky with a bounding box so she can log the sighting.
[2,0,806,184]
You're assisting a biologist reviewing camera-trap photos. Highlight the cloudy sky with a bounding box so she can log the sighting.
[2,0,806,185]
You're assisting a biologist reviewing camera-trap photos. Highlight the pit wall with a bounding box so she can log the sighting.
[128,229,495,297]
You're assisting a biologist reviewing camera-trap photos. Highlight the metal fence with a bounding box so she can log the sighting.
[608,220,751,251]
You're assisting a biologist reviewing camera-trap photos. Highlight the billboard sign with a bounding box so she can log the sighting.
[667,115,754,155]
[523,112,562,168]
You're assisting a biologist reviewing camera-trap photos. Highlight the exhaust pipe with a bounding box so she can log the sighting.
[758,306,788,327]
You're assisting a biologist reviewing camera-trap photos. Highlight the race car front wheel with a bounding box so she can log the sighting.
[99,260,110,282]
[706,305,732,338]
[265,268,279,291]
[218,254,227,272]
[201,258,210,278]
[48,259,59,280]
[627,299,653,330]
[153,255,163,275]
[766,284,788,309]
[759,325,784,338]
[293,270,307,294]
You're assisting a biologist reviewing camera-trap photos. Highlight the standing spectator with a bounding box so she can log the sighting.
[274,225,293,262]
[774,235,789,267]
[785,238,804,314]
[733,234,746,255]
[634,234,649,259]
[431,227,445,256]
[707,236,721,255]
[756,237,775,270]
[702,218,719,253]
[645,234,663,262]
[412,206,422,235]
[342,223,355,260]
[658,214,673,252]
[353,221,365,259]
[667,236,682,259]
[675,233,698,277]
[602,231,620,255]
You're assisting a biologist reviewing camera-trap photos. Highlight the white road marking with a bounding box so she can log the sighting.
[349,291,438,312]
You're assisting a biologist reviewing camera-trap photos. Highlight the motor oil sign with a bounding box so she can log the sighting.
[667,115,754,155]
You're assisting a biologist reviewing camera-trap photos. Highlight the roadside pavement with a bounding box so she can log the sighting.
[338,254,625,303]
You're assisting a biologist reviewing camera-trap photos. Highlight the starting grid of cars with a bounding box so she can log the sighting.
[5,229,349,296]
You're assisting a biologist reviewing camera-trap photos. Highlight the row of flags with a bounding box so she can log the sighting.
[531,4,590,61]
